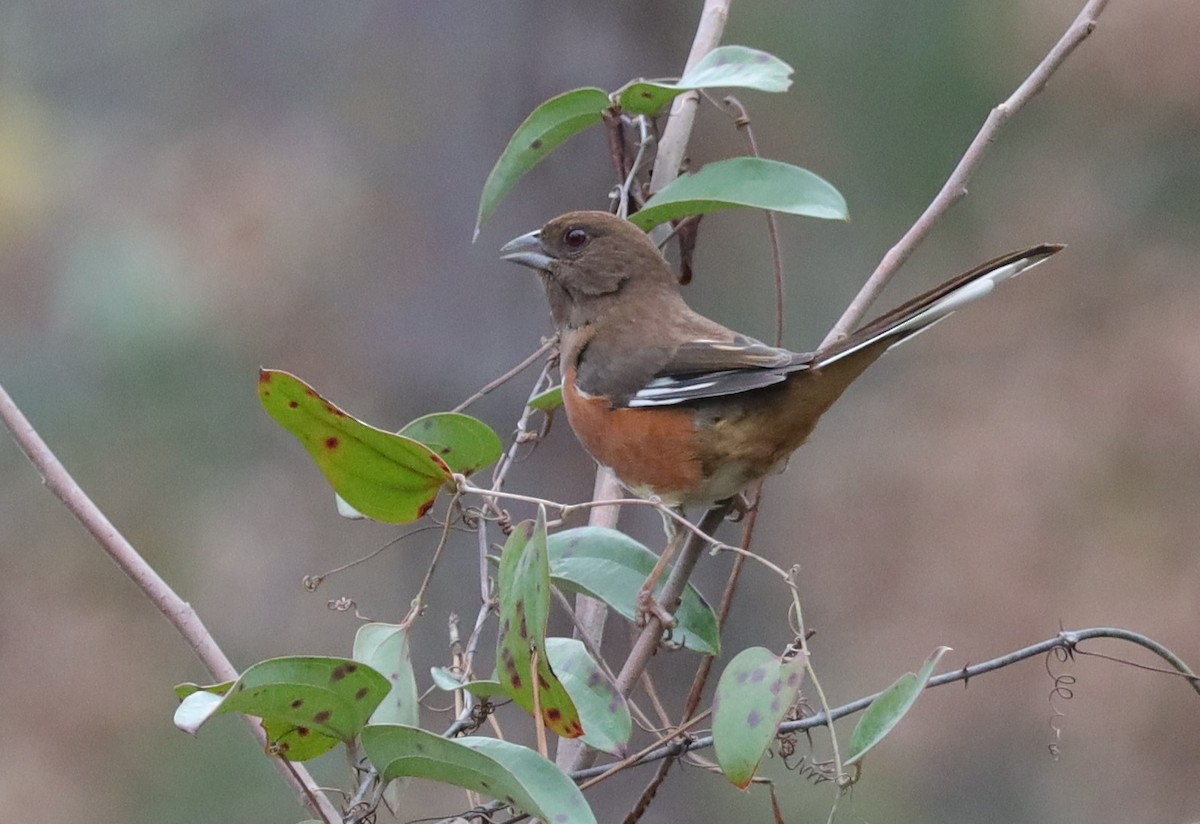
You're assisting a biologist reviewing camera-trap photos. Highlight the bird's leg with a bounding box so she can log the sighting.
[635,507,686,630]
[724,492,755,523]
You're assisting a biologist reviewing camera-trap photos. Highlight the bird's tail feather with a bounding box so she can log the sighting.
[816,244,1064,369]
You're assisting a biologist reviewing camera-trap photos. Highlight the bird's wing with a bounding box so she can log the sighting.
[624,336,811,408]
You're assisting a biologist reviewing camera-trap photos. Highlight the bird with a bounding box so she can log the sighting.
[501,210,1063,511]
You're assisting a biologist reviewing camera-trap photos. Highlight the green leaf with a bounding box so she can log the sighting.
[628,157,848,230]
[846,646,951,767]
[618,45,793,116]
[173,657,390,762]
[497,509,583,738]
[712,647,807,788]
[475,87,611,238]
[354,623,421,813]
[527,385,563,412]
[429,667,507,699]
[361,724,597,824]
[398,413,503,477]
[258,369,451,523]
[262,717,341,761]
[353,623,419,726]
[546,527,720,655]
[545,638,632,756]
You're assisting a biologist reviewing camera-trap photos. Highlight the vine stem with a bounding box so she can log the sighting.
[572,626,1200,783]
[0,380,342,824]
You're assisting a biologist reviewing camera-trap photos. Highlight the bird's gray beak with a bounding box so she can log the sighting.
[500,229,555,271]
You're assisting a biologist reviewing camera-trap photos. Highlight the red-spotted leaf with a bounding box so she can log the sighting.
[545,638,631,756]
[258,369,451,523]
[398,413,503,477]
[361,724,597,824]
[846,646,951,767]
[712,646,808,788]
[497,508,583,738]
[476,87,611,238]
[546,527,719,655]
[617,45,793,116]
[173,656,390,762]
[628,157,848,231]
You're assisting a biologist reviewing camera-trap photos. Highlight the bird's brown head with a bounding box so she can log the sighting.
[500,211,679,329]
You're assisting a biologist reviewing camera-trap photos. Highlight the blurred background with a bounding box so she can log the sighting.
[1,1,1198,822]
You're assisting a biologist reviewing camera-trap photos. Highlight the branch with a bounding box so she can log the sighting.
[0,381,342,824]
[649,0,732,195]
[558,0,736,776]
[572,626,1200,782]
[820,0,1110,348]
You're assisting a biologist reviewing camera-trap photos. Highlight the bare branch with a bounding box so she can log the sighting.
[820,0,1110,348]
[0,381,341,823]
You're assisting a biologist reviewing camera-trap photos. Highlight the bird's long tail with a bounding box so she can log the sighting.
[816,243,1064,369]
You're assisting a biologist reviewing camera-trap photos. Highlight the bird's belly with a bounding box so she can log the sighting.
[563,383,705,506]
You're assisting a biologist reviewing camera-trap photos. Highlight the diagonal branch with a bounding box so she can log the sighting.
[0,381,342,824]
[820,0,1110,348]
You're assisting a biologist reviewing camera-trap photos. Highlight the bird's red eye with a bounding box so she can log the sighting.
[564,228,588,248]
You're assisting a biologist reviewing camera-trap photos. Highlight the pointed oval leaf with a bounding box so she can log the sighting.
[263,717,341,761]
[259,369,451,523]
[618,46,793,116]
[430,667,507,699]
[361,724,597,824]
[527,385,563,412]
[398,413,503,477]
[712,646,808,789]
[545,637,632,756]
[628,157,848,230]
[476,87,611,238]
[846,646,951,767]
[546,527,719,655]
[173,656,390,761]
[497,509,583,738]
[354,623,420,726]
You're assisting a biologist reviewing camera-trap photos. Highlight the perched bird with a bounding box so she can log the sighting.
[502,211,1062,510]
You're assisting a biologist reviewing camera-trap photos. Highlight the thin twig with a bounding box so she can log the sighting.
[820,0,1110,348]
[452,338,557,414]
[0,381,341,824]
[723,96,786,346]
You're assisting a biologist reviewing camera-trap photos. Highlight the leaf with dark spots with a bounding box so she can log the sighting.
[496,510,582,739]
[712,647,808,788]
[258,369,452,523]
[174,656,389,762]
[544,638,631,755]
